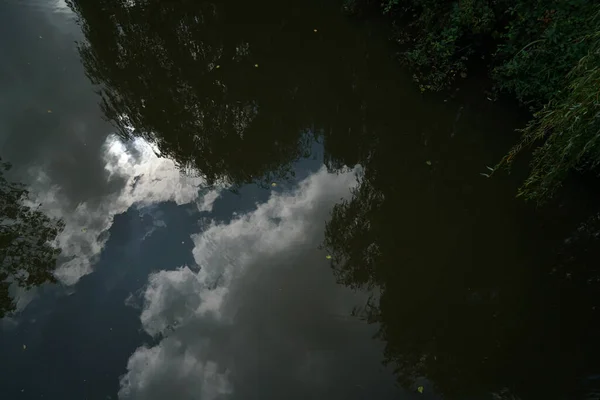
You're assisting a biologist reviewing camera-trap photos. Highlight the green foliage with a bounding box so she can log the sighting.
[0,159,64,317]
[498,27,600,200]
[378,0,595,100]
[383,0,500,91]
[493,0,596,107]
[353,0,600,201]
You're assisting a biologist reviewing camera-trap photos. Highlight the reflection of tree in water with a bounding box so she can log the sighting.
[324,128,600,399]
[64,0,600,397]
[67,0,375,185]
[0,159,64,317]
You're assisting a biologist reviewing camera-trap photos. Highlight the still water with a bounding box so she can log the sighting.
[1,0,600,399]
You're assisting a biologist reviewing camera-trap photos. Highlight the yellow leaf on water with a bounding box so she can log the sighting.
[271,182,277,187]
[254,64,259,68]
[314,29,318,33]
[417,386,424,394]
[22,345,26,350]
[326,255,332,260]
[47,110,52,113]
[425,160,432,166]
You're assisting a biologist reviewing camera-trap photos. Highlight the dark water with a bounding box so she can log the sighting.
[2,0,600,399]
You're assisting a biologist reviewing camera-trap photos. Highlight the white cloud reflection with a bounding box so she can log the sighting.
[51,0,71,14]
[119,166,360,400]
[30,134,216,286]
[120,341,233,400]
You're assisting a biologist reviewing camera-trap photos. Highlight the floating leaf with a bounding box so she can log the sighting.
[326,255,332,260]
[271,182,277,187]
[425,160,432,166]
[417,386,424,394]
[215,65,220,69]
[254,64,259,68]
[22,345,26,350]
[314,29,318,33]
[47,110,52,113]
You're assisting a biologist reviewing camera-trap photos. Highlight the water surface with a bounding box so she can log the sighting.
[1,1,600,399]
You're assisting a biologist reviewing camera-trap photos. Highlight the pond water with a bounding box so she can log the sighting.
[2,1,600,399]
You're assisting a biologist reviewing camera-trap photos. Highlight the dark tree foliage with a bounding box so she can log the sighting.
[346,0,600,202]
[0,159,64,317]
[323,125,600,399]
[66,0,376,187]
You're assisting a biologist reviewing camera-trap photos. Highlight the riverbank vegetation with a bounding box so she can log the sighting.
[344,0,600,202]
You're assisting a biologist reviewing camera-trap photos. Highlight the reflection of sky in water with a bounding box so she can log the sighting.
[0,2,406,400]
[0,137,401,399]
[3,0,72,14]
[52,0,71,14]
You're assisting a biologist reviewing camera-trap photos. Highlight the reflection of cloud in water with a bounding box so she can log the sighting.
[119,166,360,400]
[52,0,71,14]
[29,134,218,286]
[139,206,168,242]
[4,0,73,16]
[7,284,39,314]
